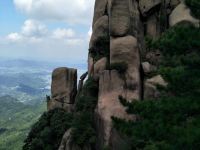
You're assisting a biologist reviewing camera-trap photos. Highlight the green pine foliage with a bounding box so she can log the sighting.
[23,77,99,149]
[113,24,200,150]
[71,77,99,147]
[89,36,110,61]
[23,109,73,150]
[113,96,200,150]
[148,25,200,56]
[185,0,200,19]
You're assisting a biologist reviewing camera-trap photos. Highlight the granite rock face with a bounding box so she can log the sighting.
[92,0,108,27]
[110,36,141,101]
[96,70,136,148]
[139,0,161,16]
[47,67,77,112]
[48,0,199,149]
[90,15,109,49]
[94,57,108,79]
[169,2,200,27]
[110,0,130,36]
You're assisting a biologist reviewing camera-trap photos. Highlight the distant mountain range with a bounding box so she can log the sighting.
[0,59,87,103]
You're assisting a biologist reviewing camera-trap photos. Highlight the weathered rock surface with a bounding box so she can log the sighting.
[169,3,200,27]
[58,129,91,150]
[110,36,141,100]
[90,15,109,49]
[92,0,108,27]
[144,82,160,99]
[96,70,136,148]
[142,62,156,74]
[139,0,161,16]
[146,75,168,87]
[48,67,77,111]
[88,55,94,77]
[94,57,108,79]
[110,0,130,36]
[146,14,161,38]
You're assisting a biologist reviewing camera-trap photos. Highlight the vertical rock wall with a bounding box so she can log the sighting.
[55,0,200,149]
[89,0,199,149]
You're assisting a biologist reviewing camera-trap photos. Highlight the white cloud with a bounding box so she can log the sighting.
[14,0,95,24]
[3,19,90,62]
[7,33,23,42]
[22,19,48,37]
[52,28,75,39]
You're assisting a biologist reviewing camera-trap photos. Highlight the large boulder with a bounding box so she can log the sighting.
[92,0,108,27]
[110,0,130,36]
[96,70,136,148]
[169,3,200,27]
[110,36,141,100]
[94,57,108,79]
[142,62,157,74]
[89,15,109,49]
[146,75,168,87]
[48,67,77,111]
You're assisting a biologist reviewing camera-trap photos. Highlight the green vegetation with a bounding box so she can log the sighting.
[23,77,99,149]
[113,24,200,149]
[89,36,110,61]
[71,77,99,147]
[110,62,128,74]
[23,108,73,150]
[147,25,200,56]
[113,96,200,150]
[185,0,200,19]
[0,96,45,150]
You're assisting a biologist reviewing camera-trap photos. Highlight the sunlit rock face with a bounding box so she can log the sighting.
[55,0,199,149]
[47,67,77,112]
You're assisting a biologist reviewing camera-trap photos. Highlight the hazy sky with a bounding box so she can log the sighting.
[0,0,95,63]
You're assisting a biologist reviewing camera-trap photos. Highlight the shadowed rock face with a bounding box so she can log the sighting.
[139,0,161,16]
[48,67,77,112]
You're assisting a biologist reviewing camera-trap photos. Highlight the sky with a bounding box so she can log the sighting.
[0,0,95,64]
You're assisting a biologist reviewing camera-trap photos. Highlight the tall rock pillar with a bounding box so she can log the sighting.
[47,67,77,112]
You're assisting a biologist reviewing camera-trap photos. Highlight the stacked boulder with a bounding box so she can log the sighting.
[89,0,142,148]
[47,0,200,149]
[47,67,77,113]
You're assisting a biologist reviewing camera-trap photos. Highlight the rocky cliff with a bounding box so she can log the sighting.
[24,0,200,150]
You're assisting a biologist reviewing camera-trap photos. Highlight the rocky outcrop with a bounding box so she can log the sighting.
[92,0,108,27]
[89,15,109,49]
[139,0,161,16]
[96,70,136,148]
[146,75,168,87]
[94,57,108,79]
[169,2,200,27]
[47,67,77,112]
[110,36,141,101]
[110,0,130,36]
[142,62,156,74]
[45,0,199,149]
